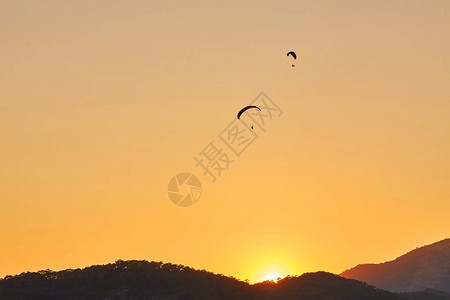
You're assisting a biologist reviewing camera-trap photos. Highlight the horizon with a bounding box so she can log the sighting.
[1,0,449,285]
[1,237,448,284]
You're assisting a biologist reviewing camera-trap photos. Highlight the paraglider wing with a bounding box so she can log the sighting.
[287,51,297,59]
[237,105,261,119]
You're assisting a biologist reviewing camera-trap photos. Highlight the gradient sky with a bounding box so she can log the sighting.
[1,0,449,283]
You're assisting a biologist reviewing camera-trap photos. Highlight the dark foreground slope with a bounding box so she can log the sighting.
[0,260,441,300]
[400,289,450,300]
[341,239,450,293]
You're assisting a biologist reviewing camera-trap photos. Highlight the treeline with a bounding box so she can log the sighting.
[0,260,448,300]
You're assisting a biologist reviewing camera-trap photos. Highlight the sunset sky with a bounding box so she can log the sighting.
[1,0,449,283]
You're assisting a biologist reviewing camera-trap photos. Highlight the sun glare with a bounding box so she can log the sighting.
[251,257,295,283]
[262,272,283,282]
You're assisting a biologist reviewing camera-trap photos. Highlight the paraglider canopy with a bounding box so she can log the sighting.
[237,105,261,119]
[287,51,297,59]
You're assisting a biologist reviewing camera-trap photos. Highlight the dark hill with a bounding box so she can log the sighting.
[341,238,450,293]
[254,271,404,300]
[0,260,410,300]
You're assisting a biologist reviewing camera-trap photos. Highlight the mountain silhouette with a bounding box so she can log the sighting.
[1,259,448,300]
[341,239,450,293]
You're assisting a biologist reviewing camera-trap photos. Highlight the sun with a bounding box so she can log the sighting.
[249,254,298,284]
[262,272,283,282]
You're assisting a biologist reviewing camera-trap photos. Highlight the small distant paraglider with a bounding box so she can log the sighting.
[287,51,297,67]
[237,105,261,129]
[237,105,261,119]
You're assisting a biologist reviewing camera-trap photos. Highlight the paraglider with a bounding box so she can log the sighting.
[237,105,261,119]
[287,51,297,67]
[237,105,261,129]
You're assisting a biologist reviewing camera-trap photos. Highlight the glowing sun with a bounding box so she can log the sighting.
[262,272,282,282]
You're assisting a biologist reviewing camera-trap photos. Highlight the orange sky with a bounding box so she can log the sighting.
[1,0,449,283]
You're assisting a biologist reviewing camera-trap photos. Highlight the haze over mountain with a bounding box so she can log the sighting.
[341,239,450,293]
